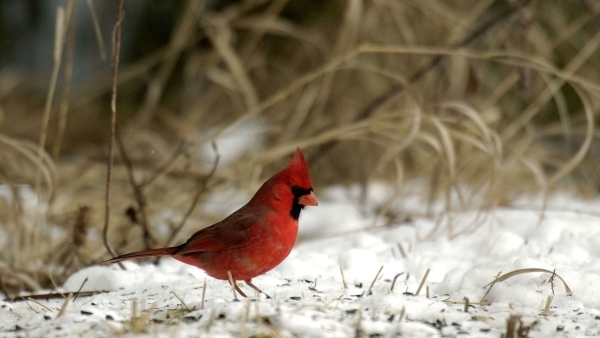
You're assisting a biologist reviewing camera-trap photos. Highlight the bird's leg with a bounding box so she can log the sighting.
[245,279,272,299]
[233,283,247,298]
[227,271,247,298]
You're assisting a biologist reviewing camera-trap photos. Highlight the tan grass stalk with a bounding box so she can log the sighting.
[171,290,192,312]
[103,0,125,260]
[363,266,383,297]
[27,297,53,312]
[137,0,204,124]
[84,0,107,61]
[389,273,404,294]
[543,295,553,315]
[483,268,572,299]
[56,292,73,318]
[339,264,348,289]
[415,268,430,296]
[52,0,77,160]
[201,278,207,309]
[205,15,259,110]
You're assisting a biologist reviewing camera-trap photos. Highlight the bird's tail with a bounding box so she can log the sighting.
[102,246,179,264]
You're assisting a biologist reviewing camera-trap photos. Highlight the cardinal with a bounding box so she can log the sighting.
[103,148,317,298]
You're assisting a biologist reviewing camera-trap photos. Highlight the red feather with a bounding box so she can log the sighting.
[103,148,317,287]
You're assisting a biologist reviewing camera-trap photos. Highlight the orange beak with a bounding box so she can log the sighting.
[298,191,318,206]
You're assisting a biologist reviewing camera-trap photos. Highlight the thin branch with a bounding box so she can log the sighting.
[103,0,125,260]
[140,140,189,187]
[116,132,154,250]
[162,142,220,248]
[6,291,107,302]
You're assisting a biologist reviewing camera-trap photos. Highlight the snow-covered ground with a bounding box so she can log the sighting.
[3,185,600,337]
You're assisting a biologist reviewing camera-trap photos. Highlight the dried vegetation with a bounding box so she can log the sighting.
[0,0,599,298]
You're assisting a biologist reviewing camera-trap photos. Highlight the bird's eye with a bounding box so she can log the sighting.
[291,186,312,197]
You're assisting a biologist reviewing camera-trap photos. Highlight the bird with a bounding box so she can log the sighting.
[103,148,318,298]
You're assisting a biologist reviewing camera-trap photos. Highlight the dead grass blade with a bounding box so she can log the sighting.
[84,0,107,61]
[483,268,572,301]
[415,268,430,296]
[56,292,73,318]
[52,0,77,160]
[37,6,65,180]
[137,0,204,125]
[205,15,259,110]
[103,0,125,260]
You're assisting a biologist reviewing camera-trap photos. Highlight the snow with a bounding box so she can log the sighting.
[197,119,266,168]
[3,187,600,337]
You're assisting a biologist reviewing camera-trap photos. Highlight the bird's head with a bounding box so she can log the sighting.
[253,148,318,220]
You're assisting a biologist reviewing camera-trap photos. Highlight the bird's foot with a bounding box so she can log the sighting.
[245,280,272,299]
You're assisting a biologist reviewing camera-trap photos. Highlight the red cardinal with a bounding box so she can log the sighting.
[104,148,317,298]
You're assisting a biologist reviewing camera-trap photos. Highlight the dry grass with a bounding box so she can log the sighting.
[0,0,599,296]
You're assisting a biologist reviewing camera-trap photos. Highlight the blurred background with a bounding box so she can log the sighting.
[1,0,600,295]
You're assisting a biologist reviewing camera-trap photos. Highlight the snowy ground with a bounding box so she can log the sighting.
[3,185,600,337]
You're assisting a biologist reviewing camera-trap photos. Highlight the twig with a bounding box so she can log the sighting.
[171,290,192,312]
[6,291,108,302]
[140,140,189,187]
[548,269,557,295]
[415,268,430,296]
[24,299,40,313]
[103,0,125,261]
[309,279,318,292]
[162,141,220,249]
[57,293,73,318]
[116,132,154,249]
[442,298,489,306]
[73,277,88,302]
[308,0,533,162]
[481,271,502,302]
[363,266,383,297]
[389,273,404,293]
[27,297,53,312]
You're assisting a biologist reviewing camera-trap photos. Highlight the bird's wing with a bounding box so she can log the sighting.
[174,207,261,254]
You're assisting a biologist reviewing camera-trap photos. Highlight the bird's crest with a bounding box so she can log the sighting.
[281,148,313,188]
